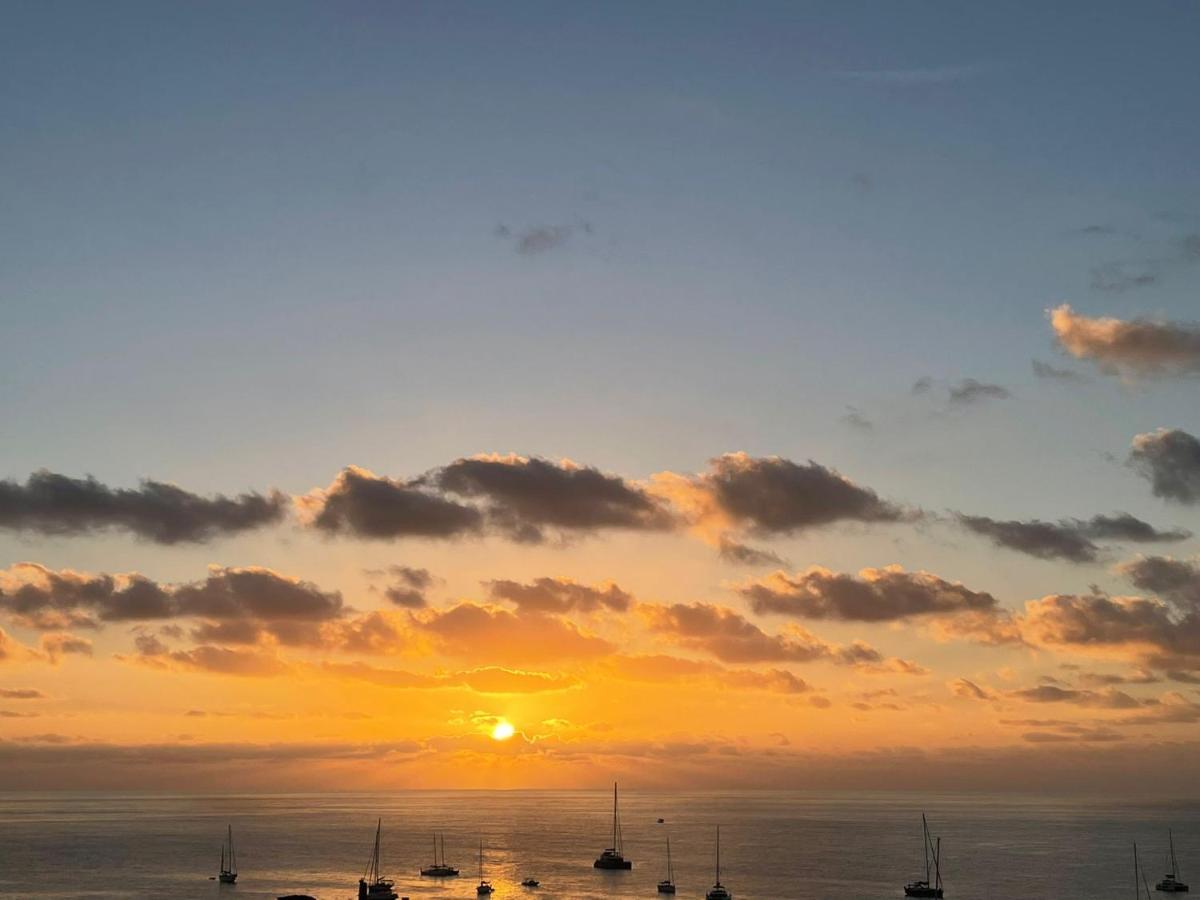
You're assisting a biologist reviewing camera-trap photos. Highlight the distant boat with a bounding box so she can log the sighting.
[1157,830,1190,893]
[521,877,540,887]
[705,826,731,900]
[218,824,237,884]
[358,819,399,900]
[421,833,459,877]
[476,839,494,895]
[657,832,676,894]
[904,814,944,899]
[593,782,633,869]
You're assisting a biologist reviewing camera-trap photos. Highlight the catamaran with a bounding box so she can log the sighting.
[218,824,237,884]
[593,782,633,869]
[420,833,459,877]
[1157,830,1190,893]
[476,839,494,895]
[904,814,944,898]
[705,826,731,900]
[357,819,399,900]
[657,832,676,894]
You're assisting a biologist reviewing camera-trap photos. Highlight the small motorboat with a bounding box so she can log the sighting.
[521,877,540,887]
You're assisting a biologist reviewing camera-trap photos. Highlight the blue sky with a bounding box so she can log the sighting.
[2,0,1199,594]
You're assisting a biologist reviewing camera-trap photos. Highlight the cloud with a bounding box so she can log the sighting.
[371,565,434,609]
[322,661,579,694]
[40,633,93,663]
[717,538,787,567]
[0,564,345,647]
[639,601,918,672]
[495,223,590,255]
[956,512,1188,563]
[737,565,997,622]
[299,466,483,540]
[947,379,1011,406]
[413,602,614,664]
[127,643,291,677]
[949,678,995,701]
[1120,555,1200,610]
[1032,359,1087,382]
[655,452,906,542]
[911,377,934,395]
[0,689,44,700]
[839,406,873,431]
[435,454,672,542]
[1021,592,1200,671]
[1129,429,1200,504]
[1009,684,1145,709]
[602,654,811,695]
[485,577,632,613]
[1049,304,1200,378]
[0,470,285,544]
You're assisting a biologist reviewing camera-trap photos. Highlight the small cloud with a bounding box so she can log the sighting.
[1032,359,1087,382]
[947,378,1011,406]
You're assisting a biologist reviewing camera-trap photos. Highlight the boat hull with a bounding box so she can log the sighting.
[657,882,676,894]
[1157,886,1190,894]
[904,888,944,898]
[594,858,632,869]
[218,873,237,884]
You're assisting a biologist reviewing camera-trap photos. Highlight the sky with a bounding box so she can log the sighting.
[2,0,1200,793]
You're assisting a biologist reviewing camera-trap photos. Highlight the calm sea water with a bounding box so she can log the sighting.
[0,791,1196,899]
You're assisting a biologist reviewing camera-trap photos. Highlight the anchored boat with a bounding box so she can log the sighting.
[1157,830,1190,893]
[657,831,676,894]
[904,814,944,899]
[705,826,731,900]
[218,824,238,884]
[420,833,459,877]
[358,819,399,900]
[593,782,633,869]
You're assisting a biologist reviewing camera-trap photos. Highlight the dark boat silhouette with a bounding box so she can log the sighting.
[476,838,494,895]
[420,833,459,877]
[705,825,731,900]
[657,831,676,894]
[218,824,237,884]
[1157,830,1190,893]
[593,782,633,869]
[358,819,399,900]
[904,814,944,898]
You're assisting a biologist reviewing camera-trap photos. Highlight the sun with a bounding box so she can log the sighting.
[491,720,516,741]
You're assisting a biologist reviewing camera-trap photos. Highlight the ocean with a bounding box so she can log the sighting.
[0,791,1195,899]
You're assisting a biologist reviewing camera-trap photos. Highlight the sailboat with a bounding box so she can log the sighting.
[420,833,459,877]
[657,832,676,894]
[705,826,731,900]
[357,819,399,900]
[904,814,944,898]
[218,824,237,884]
[1157,830,1190,893]
[476,839,494,895]
[593,782,633,869]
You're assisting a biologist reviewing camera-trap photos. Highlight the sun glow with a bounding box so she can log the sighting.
[491,720,516,741]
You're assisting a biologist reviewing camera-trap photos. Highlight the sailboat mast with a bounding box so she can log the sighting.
[479,838,484,882]
[934,836,941,890]
[922,814,931,883]
[1171,829,1180,878]
[1135,842,1140,900]
[612,782,619,850]
[667,834,673,882]
[716,825,721,884]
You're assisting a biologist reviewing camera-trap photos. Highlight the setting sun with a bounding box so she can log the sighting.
[491,720,516,741]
